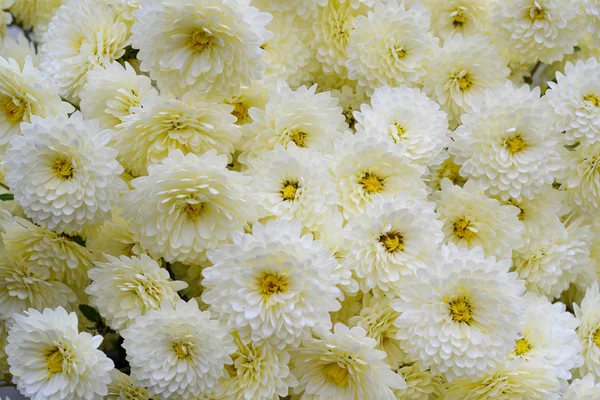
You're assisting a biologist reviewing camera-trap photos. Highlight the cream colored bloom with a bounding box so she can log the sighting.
[561,142,600,213]
[85,210,144,259]
[393,362,444,400]
[565,374,600,399]
[252,0,326,20]
[575,281,600,379]
[121,299,235,400]
[86,254,187,331]
[41,0,129,102]
[0,32,39,68]
[80,61,157,130]
[421,0,492,39]
[9,0,63,38]
[121,150,256,265]
[106,369,149,400]
[291,324,406,399]
[116,94,240,176]
[6,307,114,400]
[131,0,272,100]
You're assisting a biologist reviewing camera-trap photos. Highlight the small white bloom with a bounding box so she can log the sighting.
[421,0,492,39]
[106,369,150,400]
[393,362,445,400]
[564,374,600,399]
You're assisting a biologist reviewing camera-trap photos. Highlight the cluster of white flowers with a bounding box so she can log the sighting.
[2,0,600,399]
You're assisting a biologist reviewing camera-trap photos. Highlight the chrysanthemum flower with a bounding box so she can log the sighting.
[115,94,240,176]
[6,307,114,400]
[9,0,63,38]
[105,0,140,24]
[41,0,129,102]
[565,374,600,399]
[0,251,76,319]
[291,324,407,399]
[86,254,187,331]
[216,333,297,400]
[239,80,347,165]
[85,210,144,259]
[392,244,526,381]
[0,33,40,68]
[422,34,509,125]
[491,0,585,64]
[508,293,582,381]
[80,61,157,131]
[344,195,443,293]
[435,179,524,258]
[443,359,561,399]
[131,0,272,100]
[106,369,149,400]
[0,56,72,147]
[575,281,600,379]
[253,0,326,20]
[121,299,235,400]
[328,82,369,131]
[425,152,468,192]
[121,150,256,265]
[421,0,492,39]
[561,141,600,213]
[245,144,338,233]
[546,58,600,146]
[4,112,126,234]
[331,135,427,219]
[451,82,564,201]
[202,220,345,349]
[393,362,445,400]
[354,85,450,167]
[223,83,269,126]
[346,1,439,92]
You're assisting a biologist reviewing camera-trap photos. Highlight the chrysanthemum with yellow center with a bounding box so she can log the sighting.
[452,217,477,242]
[528,5,547,21]
[584,94,600,108]
[46,346,65,374]
[173,340,194,360]
[360,172,384,194]
[593,327,600,349]
[230,101,249,124]
[324,362,349,387]
[288,130,308,148]
[453,70,473,92]
[452,8,468,27]
[190,30,211,52]
[184,200,204,222]
[281,180,299,201]
[514,338,532,356]
[448,295,474,324]
[3,97,26,122]
[504,134,527,154]
[379,231,404,253]
[258,272,289,297]
[52,157,75,180]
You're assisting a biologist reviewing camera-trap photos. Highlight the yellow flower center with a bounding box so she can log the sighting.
[379,231,404,253]
[529,6,546,21]
[173,341,194,360]
[453,217,476,242]
[185,201,205,221]
[388,123,405,143]
[231,101,249,124]
[593,327,600,348]
[583,94,600,107]
[4,98,26,123]
[52,157,75,180]
[46,347,64,374]
[360,172,384,194]
[453,71,473,92]
[190,30,210,52]
[324,363,349,387]
[448,296,473,324]
[281,180,299,201]
[289,130,308,148]
[392,46,407,59]
[504,134,527,154]
[514,338,531,356]
[452,9,467,27]
[258,272,288,297]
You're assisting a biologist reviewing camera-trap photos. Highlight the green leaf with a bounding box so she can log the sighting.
[79,304,102,323]
[0,194,13,201]
[574,45,581,52]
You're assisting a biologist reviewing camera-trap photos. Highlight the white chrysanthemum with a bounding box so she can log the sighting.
[85,210,144,259]
[41,0,129,102]
[443,359,560,400]
[392,244,526,381]
[508,293,582,381]
[261,12,311,87]
[4,112,126,234]
[252,0,326,20]
[348,295,405,364]
[0,33,39,68]
[565,374,600,399]
[312,0,369,75]
[421,0,491,39]
[121,150,256,265]
[546,58,600,145]
[106,369,149,400]
[513,215,592,298]
[291,324,406,399]
[393,362,444,400]
[575,281,600,379]
[344,195,443,293]
[80,61,157,130]
[328,83,369,131]
[423,34,509,125]
[0,252,76,319]
[86,254,187,331]
[331,135,427,219]
[121,299,235,400]
[9,0,63,38]
[0,56,72,147]
[3,217,95,290]
[561,142,600,213]
[131,0,271,100]
[346,1,438,92]
[354,85,450,167]
[217,334,297,400]
[224,83,269,126]
[491,0,585,64]
[239,80,347,165]
[202,220,345,349]
[6,307,113,400]
[435,179,524,258]
[105,0,140,23]
[246,144,338,233]
[451,82,564,201]
[424,151,468,192]
[116,94,240,176]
